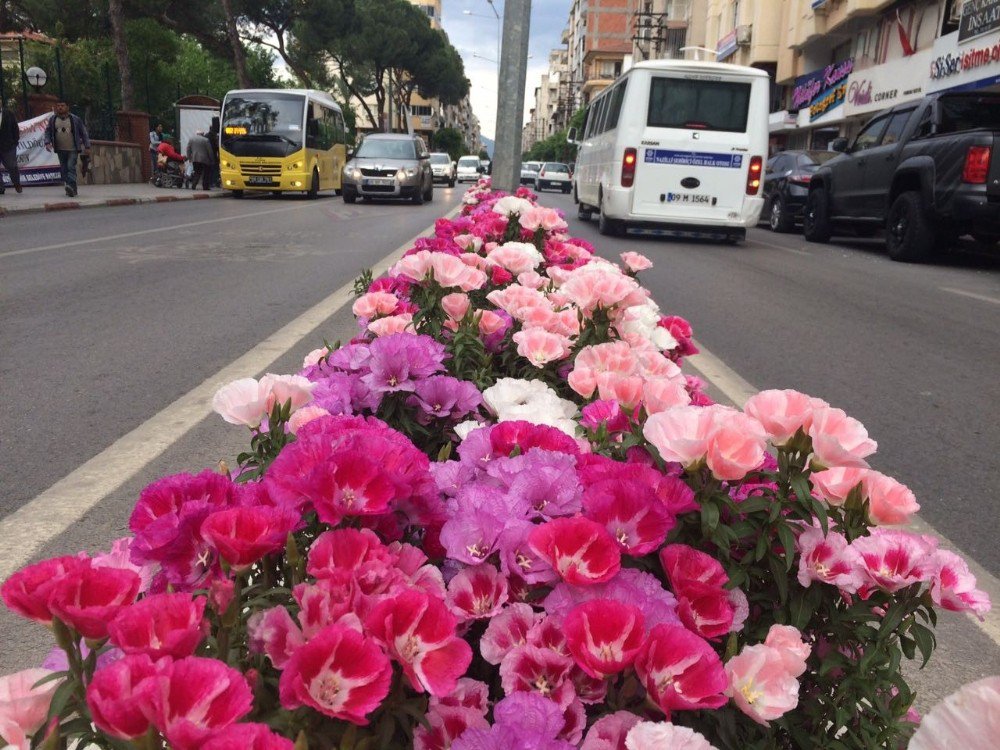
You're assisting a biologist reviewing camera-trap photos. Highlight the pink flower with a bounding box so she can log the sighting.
[634,623,728,715]
[478,310,507,335]
[643,377,691,414]
[513,327,573,367]
[393,250,434,281]
[287,405,331,434]
[212,377,271,428]
[442,292,471,320]
[480,603,541,665]
[0,669,62,749]
[139,657,253,749]
[908,676,1000,750]
[201,723,295,750]
[365,589,472,696]
[743,390,826,446]
[929,549,991,619]
[583,479,676,556]
[580,400,631,434]
[518,270,546,289]
[87,654,158,739]
[279,624,391,725]
[414,704,491,750]
[368,313,416,336]
[705,412,767,481]
[860,470,920,526]
[201,506,300,571]
[519,207,568,233]
[625,722,720,750]
[108,592,208,659]
[259,373,315,413]
[247,606,305,669]
[48,563,141,639]
[763,624,811,677]
[352,291,400,318]
[498,645,576,708]
[529,517,622,586]
[580,711,641,750]
[487,242,544,274]
[432,253,488,290]
[1,555,88,624]
[446,564,509,621]
[725,643,801,726]
[564,599,645,678]
[596,373,644,411]
[810,467,867,506]
[620,251,653,272]
[642,406,716,467]
[796,526,863,593]
[807,406,877,469]
[659,544,734,640]
[851,529,936,596]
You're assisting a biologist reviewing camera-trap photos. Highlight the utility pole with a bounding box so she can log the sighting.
[492,0,531,193]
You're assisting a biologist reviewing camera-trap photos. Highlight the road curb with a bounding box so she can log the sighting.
[0,190,227,218]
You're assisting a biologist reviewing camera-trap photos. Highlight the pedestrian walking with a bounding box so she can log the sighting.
[44,102,90,198]
[185,130,215,191]
[0,102,23,195]
[207,118,220,187]
[149,123,163,176]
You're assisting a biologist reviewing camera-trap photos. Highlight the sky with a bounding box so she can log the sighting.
[441,0,573,141]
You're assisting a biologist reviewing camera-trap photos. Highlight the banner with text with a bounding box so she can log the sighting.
[844,50,933,118]
[1,112,61,188]
[792,58,854,123]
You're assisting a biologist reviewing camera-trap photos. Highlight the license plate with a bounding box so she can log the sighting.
[247,176,275,185]
[666,192,714,205]
[365,178,394,186]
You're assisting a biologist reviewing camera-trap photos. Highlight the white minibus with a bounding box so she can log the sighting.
[569,60,770,242]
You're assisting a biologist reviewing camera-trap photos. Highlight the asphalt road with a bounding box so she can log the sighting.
[1,185,998,708]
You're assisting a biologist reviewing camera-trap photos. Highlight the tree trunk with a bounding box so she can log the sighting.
[107,0,135,110]
[220,0,251,88]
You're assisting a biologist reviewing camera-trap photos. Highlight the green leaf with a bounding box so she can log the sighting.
[768,555,789,604]
[701,501,720,533]
[911,622,936,667]
[45,677,77,721]
[775,523,797,571]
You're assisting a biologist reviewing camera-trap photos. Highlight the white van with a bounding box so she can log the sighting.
[569,60,770,242]
[456,156,482,183]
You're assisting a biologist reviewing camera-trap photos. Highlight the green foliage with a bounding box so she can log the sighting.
[524,129,576,163]
[430,127,464,162]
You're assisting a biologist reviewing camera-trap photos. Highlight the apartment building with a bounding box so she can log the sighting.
[524,49,569,150]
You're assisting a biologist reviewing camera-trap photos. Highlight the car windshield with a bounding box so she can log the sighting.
[356,139,416,159]
[458,157,479,167]
[430,154,450,164]
[544,163,569,173]
[221,92,305,154]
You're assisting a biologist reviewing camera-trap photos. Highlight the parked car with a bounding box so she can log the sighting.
[342,133,434,205]
[534,162,573,193]
[456,155,481,182]
[804,91,1000,261]
[429,152,456,187]
[761,150,838,232]
[520,161,542,184]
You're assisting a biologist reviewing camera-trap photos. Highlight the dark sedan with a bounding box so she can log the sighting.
[761,150,838,232]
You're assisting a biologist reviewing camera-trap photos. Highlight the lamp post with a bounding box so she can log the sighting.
[463,6,501,79]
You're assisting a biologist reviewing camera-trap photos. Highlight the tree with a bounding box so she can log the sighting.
[431,127,464,161]
[108,0,135,109]
[219,0,250,88]
[239,0,324,88]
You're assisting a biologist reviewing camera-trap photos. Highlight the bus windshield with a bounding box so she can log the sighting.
[221,92,305,156]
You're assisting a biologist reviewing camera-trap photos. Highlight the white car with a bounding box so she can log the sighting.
[456,155,481,182]
[534,162,572,193]
[520,161,542,184]
[429,153,456,186]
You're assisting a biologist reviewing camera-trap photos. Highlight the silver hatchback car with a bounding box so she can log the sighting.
[342,133,434,205]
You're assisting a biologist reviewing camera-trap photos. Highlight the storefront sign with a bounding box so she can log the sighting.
[844,50,933,117]
[792,58,854,122]
[716,29,738,61]
[0,112,61,188]
[928,30,1000,92]
[959,0,1000,44]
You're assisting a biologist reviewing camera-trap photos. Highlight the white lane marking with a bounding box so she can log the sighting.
[941,286,1000,306]
[746,238,811,256]
[0,203,463,581]
[0,204,315,260]
[686,338,1000,648]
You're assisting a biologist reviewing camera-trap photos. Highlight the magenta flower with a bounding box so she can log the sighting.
[634,623,728,715]
[544,568,680,631]
[929,549,991,619]
[201,505,301,572]
[108,592,208,659]
[796,525,863,594]
[247,606,305,669]
[480,603,542,665]
[446,564,509,621]
[564,599,645,678]
[1,555,89,625]
[87,654,158,739]
[850,528,936,596]
[584,478,675,555]
[498,645,575,708]
[48,562,142,640]
[201,723,295,750]
[529,517,621,586]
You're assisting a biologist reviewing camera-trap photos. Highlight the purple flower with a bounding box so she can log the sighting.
[486,449,581,519]
[457,425,496,466]
[430,460,479,498]
[307,373,355,416]
[407,376,483,423]
[498,519,559,585]
[440,507,505,565]
[324,342,372,373]
[452,693,576,750]
[362,333,447,393]
[544,568,679,631]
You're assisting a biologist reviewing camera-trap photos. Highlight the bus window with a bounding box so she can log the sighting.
[647,77,751,133]
[592,94,610,136]
[606,81,628,132]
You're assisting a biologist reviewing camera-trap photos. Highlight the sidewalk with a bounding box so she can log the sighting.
[0,182,227,218]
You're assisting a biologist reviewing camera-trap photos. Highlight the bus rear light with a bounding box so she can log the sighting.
[746,156,763,195]
[621,148,637,187]
[963,146,991,184]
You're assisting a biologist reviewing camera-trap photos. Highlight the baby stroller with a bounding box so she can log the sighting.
[153,153,186,189]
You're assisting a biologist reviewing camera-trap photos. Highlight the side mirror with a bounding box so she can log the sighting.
[567,127,578,145]
[347,151,355,160]
[830,137,849,153]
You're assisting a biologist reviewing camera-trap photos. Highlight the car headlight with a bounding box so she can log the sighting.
[287,161,303,171]
[345,167,361,180]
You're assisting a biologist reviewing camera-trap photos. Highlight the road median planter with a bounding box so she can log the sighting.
[0,181,993,749]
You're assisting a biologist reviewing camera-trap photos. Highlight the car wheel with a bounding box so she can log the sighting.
[412,187,424,205]
[424,179,434,202]
[598,191,620,236]
[886,191,935,263]
[803,188,832,243]
[343,188,357,204]
[769,196,793,233]
[562,185,571,194]
[307,169,319,199]
[448,179,455,188]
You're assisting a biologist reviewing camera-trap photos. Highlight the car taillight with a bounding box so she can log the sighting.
[963,146,991,184]
[788,173,812,185]
[621,148,637,188]
[746,156,763,195]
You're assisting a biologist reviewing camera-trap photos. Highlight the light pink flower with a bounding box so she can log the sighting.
[301,346,330,368]
[287,405,331,434]
[518,270,546,289]
[212,378,270,428]
[487,242,544,274]
[431,254,488,291]
[908,676,1000,750]
[763,625,811,677]
[725,643,801,726]
[480,604,541,665]
[619,251,653,273]
[851,528,936,596]
[367,313,415,337]
[513,328,573,367]
[441,292,471,321]
[581,711,641,750]
[796,526,863,593]
[642,405,717,466]
[705,411,767,481]
[478,310,508,336]
[259,373,315,413]
[743,389,827,446]
[519,206,568,232]
[596,372,644,410]
[393,250,434,281]
[0,669,62,749]
[807,406,877,469]
[352,291,399,319]
[643,377,691,414]
[625,721,719,750]
[810,467,867,507]
[929,549,991,620]
[860,471,920,526]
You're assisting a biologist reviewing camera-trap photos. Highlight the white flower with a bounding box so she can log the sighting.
[212,378,270,428]
[482,378,579,437]
[618,300,679,352]
[626,721,720,750]
[454,420,482,441]
[486,241,544,273]
[491,196,534,217]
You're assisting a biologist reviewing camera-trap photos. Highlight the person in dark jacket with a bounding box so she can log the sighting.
[44,101,90,197]
[0,103,23,194]
[185,131,215,191]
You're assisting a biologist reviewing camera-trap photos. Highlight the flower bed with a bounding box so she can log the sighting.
[0,182,993,750]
